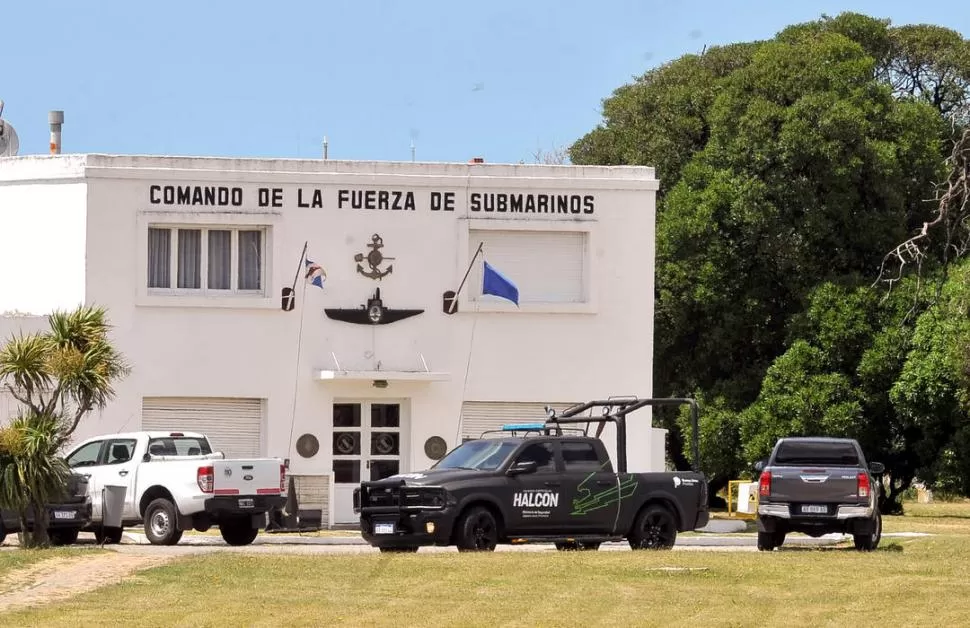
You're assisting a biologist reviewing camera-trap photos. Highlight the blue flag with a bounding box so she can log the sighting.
[482,261,519,305]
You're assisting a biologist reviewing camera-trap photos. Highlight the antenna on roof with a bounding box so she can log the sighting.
[322,136,329,160]
[0,100,20,157]
[49,110,64,154]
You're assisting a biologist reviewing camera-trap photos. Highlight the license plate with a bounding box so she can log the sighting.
[801,504,827,514]
[238,498,254,509]
[52,510,75,520]
[374,522,395,535]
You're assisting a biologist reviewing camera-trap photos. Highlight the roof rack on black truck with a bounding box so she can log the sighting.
[353,396,708,553]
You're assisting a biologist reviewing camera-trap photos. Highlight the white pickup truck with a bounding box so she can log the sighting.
[63,430,287,546]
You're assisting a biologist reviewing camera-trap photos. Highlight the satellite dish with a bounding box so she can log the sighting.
[0,120,19,157]
[0,99,20,157]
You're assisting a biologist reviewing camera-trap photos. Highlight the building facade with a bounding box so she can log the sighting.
[0,153,663,527]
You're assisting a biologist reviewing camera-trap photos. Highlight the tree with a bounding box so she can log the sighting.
[0,304,130,547]
[570,11,964,499]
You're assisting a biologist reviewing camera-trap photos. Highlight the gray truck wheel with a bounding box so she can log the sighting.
[144,498,183,545]
[628,504,677,550]
[853,510,881,551]
[757,531,779,551]
[455,506,499,552]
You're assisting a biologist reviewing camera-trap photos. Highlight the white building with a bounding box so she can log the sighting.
[0,153,664,527]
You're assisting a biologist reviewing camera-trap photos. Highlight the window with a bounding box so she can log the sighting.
[468,229,588,304]
[514,442,557,473]
[147,225,266,295]
[147,436,213,457]
[774,441,860,467]
[432,440,519,471]
[66,441,105,468]
[105,439,137,465]
[561,441,603,472]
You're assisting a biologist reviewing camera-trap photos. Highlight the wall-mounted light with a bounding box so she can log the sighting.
[373,379,388,389]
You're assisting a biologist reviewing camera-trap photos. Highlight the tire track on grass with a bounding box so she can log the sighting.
[0,550,176,613]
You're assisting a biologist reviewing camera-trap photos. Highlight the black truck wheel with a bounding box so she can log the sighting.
[853,510,882,551]
[144,498,183,546]
[219,519,259,546]
[49,528,80,546]
[628,504,677,550]
[455,506,499,552]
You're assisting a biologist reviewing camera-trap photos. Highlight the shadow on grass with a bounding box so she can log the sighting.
[775,541,904,554]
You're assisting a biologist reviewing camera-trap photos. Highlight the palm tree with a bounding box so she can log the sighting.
[0,304,131,548]
[0,412,72,547]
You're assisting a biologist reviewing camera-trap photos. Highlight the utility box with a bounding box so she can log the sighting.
[736,482,759,514]
[102,485,127,529]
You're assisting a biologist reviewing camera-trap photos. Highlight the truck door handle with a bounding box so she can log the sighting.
[118,470,128,477]
[544,481,560,487]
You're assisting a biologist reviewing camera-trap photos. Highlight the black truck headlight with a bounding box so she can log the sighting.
[402,488,446,508]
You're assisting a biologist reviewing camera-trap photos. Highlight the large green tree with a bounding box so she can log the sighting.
[571,12,968,500]
[0,305,130,548]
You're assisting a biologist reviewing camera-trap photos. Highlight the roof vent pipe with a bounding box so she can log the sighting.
[49,110,64,154]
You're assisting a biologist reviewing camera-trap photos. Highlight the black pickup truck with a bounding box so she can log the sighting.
[0,472,93,545]
[353,397,709,552]
[754,437,885,551]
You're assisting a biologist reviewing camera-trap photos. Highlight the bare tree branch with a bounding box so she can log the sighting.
[872,116,970,300]
[532,144,571,165]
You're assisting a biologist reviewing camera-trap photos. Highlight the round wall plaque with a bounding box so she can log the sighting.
[424,436,448,460]
[296,433,320,458]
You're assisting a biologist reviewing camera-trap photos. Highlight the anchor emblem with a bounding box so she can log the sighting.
[354,233,394,280]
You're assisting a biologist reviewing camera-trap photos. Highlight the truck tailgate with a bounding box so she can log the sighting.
[211,459,283,497]
[768,466,863,504]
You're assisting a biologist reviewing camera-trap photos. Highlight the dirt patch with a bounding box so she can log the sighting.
[0,551,176,613]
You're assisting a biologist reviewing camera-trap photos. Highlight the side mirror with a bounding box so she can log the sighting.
[143,453,152,462]
[753,460,766,473]
[507,460,537,476]
[870,462,885,475]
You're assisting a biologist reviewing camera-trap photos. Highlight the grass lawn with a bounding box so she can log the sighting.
[2,501,970,626]
[0,547,103,579]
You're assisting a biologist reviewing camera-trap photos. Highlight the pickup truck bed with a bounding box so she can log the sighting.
[755,437,884,551]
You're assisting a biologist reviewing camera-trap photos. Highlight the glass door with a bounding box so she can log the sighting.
[332,401,405,524]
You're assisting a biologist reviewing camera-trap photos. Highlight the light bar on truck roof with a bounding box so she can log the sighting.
[501,423,546,431]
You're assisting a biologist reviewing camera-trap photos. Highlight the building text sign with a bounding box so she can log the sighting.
[147,184,596,216]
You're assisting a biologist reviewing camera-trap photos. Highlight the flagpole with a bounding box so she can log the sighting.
[292,241,308,291]
[448,242,484,314]
[286,272,311,466]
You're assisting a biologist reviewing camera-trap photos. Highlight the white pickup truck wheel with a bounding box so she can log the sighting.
[144,498,183,546]
[219,518,259,546]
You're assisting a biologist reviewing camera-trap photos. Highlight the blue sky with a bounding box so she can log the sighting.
[3,0,968,164]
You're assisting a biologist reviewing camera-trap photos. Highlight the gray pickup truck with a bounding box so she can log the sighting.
[754,437,884,552]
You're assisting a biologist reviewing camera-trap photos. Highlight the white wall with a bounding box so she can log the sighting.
[4,155,660,475]
[0,170,87,315]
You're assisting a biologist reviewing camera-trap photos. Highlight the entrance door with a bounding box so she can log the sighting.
[331,401,406,524]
